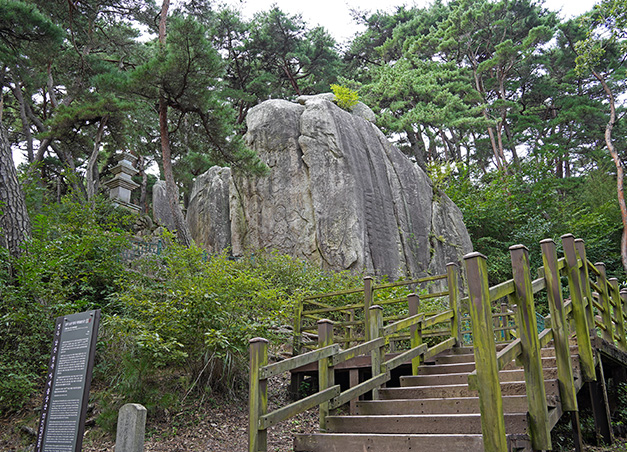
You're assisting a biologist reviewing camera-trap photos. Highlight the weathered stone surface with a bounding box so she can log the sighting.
[187,96,473,279]
[152,180,175,231]
[115,403,146,452]
[187,166,232,253]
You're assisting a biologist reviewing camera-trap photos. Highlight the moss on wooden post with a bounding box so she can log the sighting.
[541,239,578,412]
[249,337,268,452]
[562,234,596,382]
[318,319,334,431]
[609,279,626,351]
[575,239,596,335]
[500,303,509,342]
[408,293,422,375]
[447,262,461,345]
[595,263,613,343]
[364,277,374,340]
[293,299,303,356]
[509,245,551,450]
[369,305,383,399]
[621,289,627,350]
[463,252,507,452]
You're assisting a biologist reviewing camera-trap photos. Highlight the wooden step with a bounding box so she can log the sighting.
[324,412,528,434]
[502,356,579,371]
[294,433,485,452]
[400,367,559,386]
[379,379,559,399]
[417,362,476,374]
[355,394,552,415]
[430,353,476,364]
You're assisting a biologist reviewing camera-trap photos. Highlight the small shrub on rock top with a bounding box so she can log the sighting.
[331,84,359,111]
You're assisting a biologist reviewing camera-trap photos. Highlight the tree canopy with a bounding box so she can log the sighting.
[1,0,625,275]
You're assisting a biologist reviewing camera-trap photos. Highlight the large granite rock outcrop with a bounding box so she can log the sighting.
[187,95,472,279]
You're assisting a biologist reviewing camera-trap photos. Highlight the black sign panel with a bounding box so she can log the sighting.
[35,310,100,452]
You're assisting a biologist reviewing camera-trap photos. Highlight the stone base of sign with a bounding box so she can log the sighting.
[115,403,147,452]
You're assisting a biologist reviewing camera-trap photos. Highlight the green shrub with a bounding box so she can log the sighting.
[0,197,133,413]
[98,244,367,414]
[331,84,359,111]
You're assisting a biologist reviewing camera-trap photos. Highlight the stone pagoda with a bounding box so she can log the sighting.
[104,152,140,213]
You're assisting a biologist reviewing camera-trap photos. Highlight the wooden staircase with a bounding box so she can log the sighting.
[294,345,579,452]
[249,235,627,452]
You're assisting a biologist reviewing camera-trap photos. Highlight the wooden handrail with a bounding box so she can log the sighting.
[260,344,340,379]
[381,312,424,336]
[251,273,461,452]
[253,235,627,452]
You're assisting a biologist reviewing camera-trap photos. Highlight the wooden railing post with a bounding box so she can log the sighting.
[540,239,578,412]
[364,277,374,341]
[575,239,596,336]
[249,337,269,452]
[318,319,334,431]
[293,299,303,356]
[509,245,551,451]
[369,305,384,399]
[500,302,509,342]
[344,309,355,348]
[609,279,626,350]
[595,263,613,343]
[620,289,627,351]
[447,262,461,345]
[562,234,596,382]
[408,293,422,375]
[463,252,507,452]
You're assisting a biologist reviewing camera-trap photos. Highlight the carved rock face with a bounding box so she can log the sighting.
[187,95,473,279]
[152,180,175,232]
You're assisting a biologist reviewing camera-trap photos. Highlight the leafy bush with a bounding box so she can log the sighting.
[331,84,359,111]
[0,197,133,413]
[96,241,366,422]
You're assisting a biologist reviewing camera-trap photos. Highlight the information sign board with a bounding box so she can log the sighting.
[35,310,100,452]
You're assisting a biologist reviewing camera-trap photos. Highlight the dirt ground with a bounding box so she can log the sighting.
[0,373,318,452]
[2,371,627,452]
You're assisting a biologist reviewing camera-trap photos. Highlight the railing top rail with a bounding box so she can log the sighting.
[300,273,448,303]
[301,287,365,301]
[260,343,339,379]
[381,312,424,337]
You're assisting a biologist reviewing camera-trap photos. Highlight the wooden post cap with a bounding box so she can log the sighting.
[463,251,487,260]
[249,337,269,344]
[561,233,575,240]
[317,318,334,325]
[369,305,383,311]
[509,244,528,251]
[539,238,555,245]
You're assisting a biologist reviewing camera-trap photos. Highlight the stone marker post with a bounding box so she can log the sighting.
[115,403,147,452]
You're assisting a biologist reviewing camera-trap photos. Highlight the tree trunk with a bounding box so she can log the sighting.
[137,154,148,214]
[86,115,108,202]
[11,84,33,162]
[472,67,506,171]
[593,68,627,273]
[159,0,192,247]
[405,126,427,171]
[0,121,31,258]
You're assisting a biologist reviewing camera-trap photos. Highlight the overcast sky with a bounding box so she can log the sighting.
[223,0,599,44]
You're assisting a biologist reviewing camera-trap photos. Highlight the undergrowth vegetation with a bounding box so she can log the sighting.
[0,197,366,426]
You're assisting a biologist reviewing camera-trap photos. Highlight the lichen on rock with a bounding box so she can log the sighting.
[187,95,473,279]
